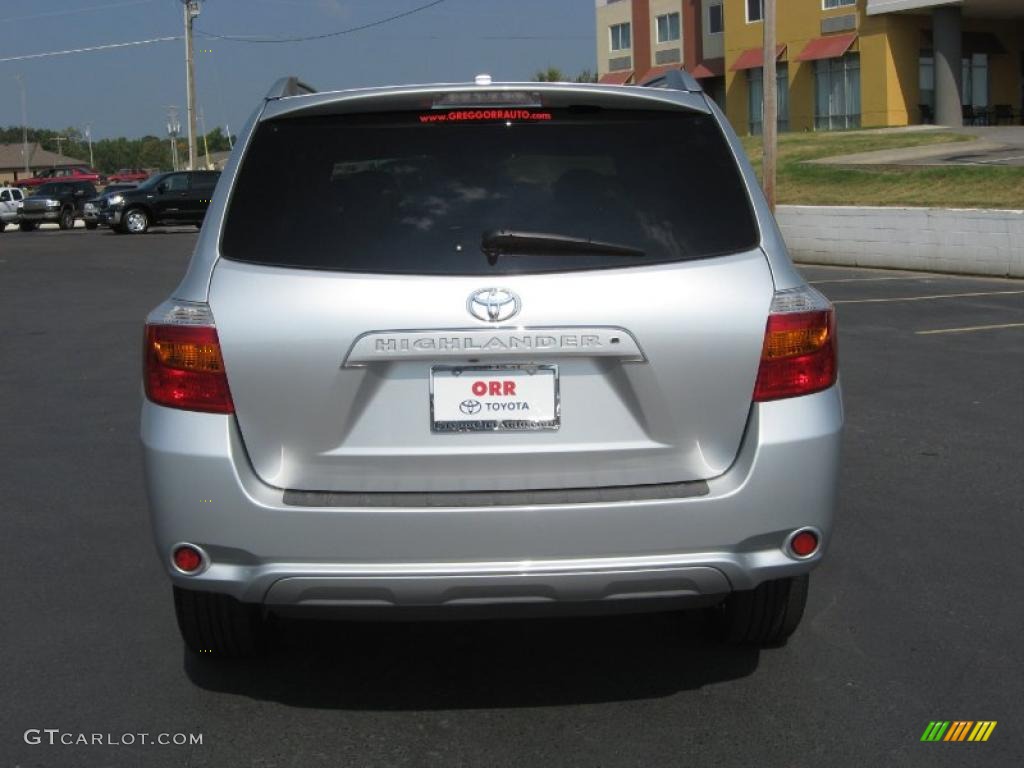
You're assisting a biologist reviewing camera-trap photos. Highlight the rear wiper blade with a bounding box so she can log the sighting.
[481,229,645,265]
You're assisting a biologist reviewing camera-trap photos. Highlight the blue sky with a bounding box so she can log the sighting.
[0,0,597,139]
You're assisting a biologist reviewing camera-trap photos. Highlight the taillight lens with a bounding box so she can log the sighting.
[753,286,837,402]
[144,304,233,413]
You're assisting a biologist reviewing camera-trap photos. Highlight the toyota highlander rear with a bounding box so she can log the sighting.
[141,75,842,658]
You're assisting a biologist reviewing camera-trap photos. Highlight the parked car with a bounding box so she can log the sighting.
[19,165,105,189]
[142,74,843,658]
[107,168,150,184]
[101,170,220,234]
[83,182,137,230]
[0,186,25,232]
[17,180,97,231]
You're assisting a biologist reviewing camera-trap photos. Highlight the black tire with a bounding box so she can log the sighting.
[0,221,5,232]
[123,207,149,234]
[58,208,74,230]
[19,221,37,232]
[85,221,98,230]
[173,586,269,658]
[715,574,809,646]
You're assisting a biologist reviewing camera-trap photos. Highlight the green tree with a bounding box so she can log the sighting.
[533,67,567,82]
[532,68,599,84]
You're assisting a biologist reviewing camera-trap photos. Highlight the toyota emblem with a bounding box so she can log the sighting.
[467,288,521,323]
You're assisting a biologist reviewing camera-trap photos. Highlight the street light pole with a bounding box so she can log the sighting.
[166,106,181,171]
[14,74,30,175]
[762,0,778,212]
[84,123,94,168]
[182,0,201,171]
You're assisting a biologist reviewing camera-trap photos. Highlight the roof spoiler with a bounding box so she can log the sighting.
[638,68,702,93]
[265,76,317,100]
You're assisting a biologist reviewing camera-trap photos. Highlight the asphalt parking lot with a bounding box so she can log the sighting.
[1,228,1022,768]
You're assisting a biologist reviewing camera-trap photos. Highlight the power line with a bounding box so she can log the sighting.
[195,0,448,44]
[0,0,156,24]
[0,35,180,64]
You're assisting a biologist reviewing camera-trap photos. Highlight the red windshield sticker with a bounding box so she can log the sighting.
[419,110,553,124]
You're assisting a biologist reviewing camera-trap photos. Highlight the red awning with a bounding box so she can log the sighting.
[638,63,682,82]
[599,70,633,85]
[796,33,857,62]
[691,59,725,79]
[730,45,787,71]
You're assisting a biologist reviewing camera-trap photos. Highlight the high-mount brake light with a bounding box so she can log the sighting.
[432,90,542,109]
[144,301,234,413]
[753,286,837,402]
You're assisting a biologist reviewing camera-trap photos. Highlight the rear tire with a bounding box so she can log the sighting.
[715,574,809,646]
[85,221,98,230]
[19,221,36,232]
[59,208,74,230]
[173,586,270,658]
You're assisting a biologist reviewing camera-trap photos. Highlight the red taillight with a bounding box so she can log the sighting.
[144,324,234,413]
[753,308,837,402]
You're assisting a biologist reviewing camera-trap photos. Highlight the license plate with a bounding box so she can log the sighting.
[431,365,559,432]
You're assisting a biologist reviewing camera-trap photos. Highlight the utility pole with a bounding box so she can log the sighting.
[182,0,201,171]
[197,107,211,170]
[166,106,181,171]
[225,124,233,151]
[762,0,778,212]
[14,74,29,175]
[84,123,94,168]
[54,135,67,160]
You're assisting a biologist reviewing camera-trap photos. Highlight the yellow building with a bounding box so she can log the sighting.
[595,0,1024,135]
[725,0,1022,134]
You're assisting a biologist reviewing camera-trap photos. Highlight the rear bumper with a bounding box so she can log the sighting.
[142,385,843,613]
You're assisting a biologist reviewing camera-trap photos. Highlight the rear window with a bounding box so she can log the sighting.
[37,183,72,197]
[222,108,759,275]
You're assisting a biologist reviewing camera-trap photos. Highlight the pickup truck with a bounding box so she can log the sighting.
[17,180,97,231]
[19,166,105,189]
[0,186,25,232]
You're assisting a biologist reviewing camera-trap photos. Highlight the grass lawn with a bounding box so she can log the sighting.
[738,131,1024,209]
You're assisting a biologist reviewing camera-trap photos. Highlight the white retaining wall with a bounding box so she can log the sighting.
[776,205,1024,278]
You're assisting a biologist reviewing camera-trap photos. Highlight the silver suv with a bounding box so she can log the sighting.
[142,74,842,657]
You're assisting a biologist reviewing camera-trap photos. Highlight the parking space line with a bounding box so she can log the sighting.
[916,323,1024,336]
[808,276,947,285]
[833,290,1024,305]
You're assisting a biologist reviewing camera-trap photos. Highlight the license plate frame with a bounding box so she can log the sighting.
[430,364,560,433]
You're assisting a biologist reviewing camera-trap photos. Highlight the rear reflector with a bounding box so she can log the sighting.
[144,303,233,413]
[789,530,820,558]
[172,545,204,574]
[754,286,837,402]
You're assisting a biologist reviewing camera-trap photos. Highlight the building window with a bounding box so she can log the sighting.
[823,0,855,9]
[815,53,861,130]
[746,0,763,23]
[656,12,681,43]
[919,52,990,112]
[708,4,724,35]
[919,54,935,117]
[962,53,989,108]
[748,64,789,135]
[610,22,631,51]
